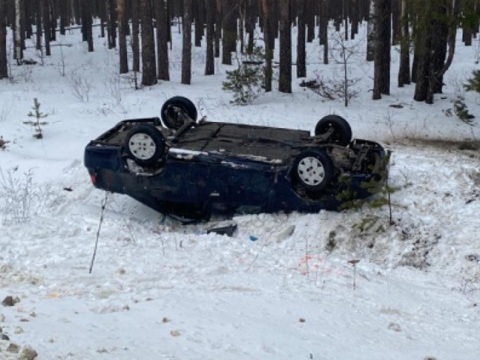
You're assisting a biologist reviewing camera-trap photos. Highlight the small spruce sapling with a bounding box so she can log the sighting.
[24,98,48,139]
[222,46,265,105]
[464,70,480,92]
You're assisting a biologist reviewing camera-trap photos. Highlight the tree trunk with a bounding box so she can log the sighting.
[166,0,172,45]
[204,0,215,75]
[194,0,204,47]
[222,0,236,65]
[59,0,68,35]
[351,0,359,39]
[71,0,78,24]
[279,0,292,93]
[398,0,410,87]
[343,0,349,41]
[366,0,375,61]
[391,0,400,45]
[107,0,116,49]
[262,0,273,92]
[35,0,42,51]
[181,0,192,84]
[140,0,157,86]
[429,0,448,97]
[245,0,255,54]
[380,0,391,95]
[82,0,93,52]
[372,0,391,99]
[306,0,315,42]
[462,0,475,46]
[155,0,170,80]
[214,0,222,57]
[270,0,278,48]
[427,0,459,99]
[131,0,140,72]
[413,0,457,103]
[333,0,341,32]
[14,0,22,63]
[320,0,328,64]
[0,0,7,78]
[296,0,306,78]
[435,0,460,85]
[97,0,106,38]
[42,0,51,56]
[82,0,88,41]
[238,0,245,53]
[49,0,56,42]
[118,0,128,73]
[413,49,429,102]
[24,0,32,39]
[413,0,431,102]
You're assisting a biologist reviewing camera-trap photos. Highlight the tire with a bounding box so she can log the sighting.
[292,150,334,192]
[314,115,352,146]
[160,96,198,130]
[125,124,166,167]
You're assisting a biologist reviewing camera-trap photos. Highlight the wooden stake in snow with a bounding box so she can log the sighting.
[348,259,360,290]
[89,192,110,273]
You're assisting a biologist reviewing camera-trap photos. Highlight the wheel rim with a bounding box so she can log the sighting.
[128,133,157,160]
[297,156,326,186]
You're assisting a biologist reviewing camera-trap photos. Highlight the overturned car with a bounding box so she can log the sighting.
[84,96,389,219]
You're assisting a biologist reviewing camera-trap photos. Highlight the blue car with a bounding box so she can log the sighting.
[84,96,389,219]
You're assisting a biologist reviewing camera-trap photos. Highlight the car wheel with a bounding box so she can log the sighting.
[125,124,166,167]
[293,150,334,192]
[161,96,198,130]
[315,115,352,146]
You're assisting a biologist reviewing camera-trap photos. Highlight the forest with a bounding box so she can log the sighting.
[0,3,480,358]
[0,0,478,104]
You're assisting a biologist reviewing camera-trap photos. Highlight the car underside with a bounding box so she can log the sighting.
[84,97,390,219]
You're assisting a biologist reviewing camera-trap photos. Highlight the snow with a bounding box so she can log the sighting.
[1,24,480,360]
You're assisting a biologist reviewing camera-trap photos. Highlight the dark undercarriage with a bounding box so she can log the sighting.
[84,97,390,219]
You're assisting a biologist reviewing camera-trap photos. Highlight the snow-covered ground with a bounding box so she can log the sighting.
[1,24,480,359]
